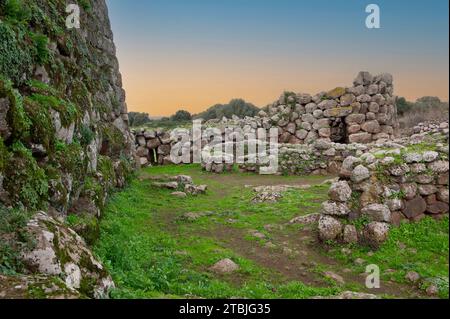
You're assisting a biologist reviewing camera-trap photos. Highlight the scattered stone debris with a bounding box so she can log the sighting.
[252,191,283,203]
[181,211,214,222]
[313,291,379,299]
[153,175,207,195]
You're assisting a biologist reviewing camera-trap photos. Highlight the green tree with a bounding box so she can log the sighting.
[195,99,260,120]
[396,97,412,115]
[170,110,192,121]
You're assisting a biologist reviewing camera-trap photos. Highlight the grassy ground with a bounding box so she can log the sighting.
[326,217,449,298]
[94,164,448,299]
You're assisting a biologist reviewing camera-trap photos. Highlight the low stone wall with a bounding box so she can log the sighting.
[413,121,449,135]
[237,140,370,175]
[317,134,449,248]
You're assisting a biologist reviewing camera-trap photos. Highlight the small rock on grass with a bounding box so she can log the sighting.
[405,271,420,283]
[264,242,276,249]
[249,230,266,239]
[289,213,320,225]
[426,285,439,296]
[354,258,366,266]
[171,191,187,198]
[210,258,239,274]
[324,271,345,285]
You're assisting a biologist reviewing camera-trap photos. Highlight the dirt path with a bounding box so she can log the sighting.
[197,224,424,298]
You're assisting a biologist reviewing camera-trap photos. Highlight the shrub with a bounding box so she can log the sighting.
[0,22,34,85]
[128,112,151,127]
[0,77,31,140]
[396,97,412,115]
[194,99,260,120]
[23,96,55,150]
[31,33,49,65]
[3,0,31,24]
[170,110,192,122]
[79,124,95,146]
[29,93,79,127]
[0,205,33,275]
[3,142,48,210]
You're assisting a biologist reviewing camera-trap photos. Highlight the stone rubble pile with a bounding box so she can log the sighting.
[152,175,207,196]
[413,121,449,135]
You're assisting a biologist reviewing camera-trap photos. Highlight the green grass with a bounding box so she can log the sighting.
[95,164,449,299]
[94,164,340,299]
[328,217,449,298]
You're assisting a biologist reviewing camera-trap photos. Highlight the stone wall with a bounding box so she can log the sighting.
[0,0,134,298]
[132,72,399,171]
[237,140,370,176]
[0,0,135,216]
[133,128,172,166]
[317,133,449,248]
[258,71,398,145]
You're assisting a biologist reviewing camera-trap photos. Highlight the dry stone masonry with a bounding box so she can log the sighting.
[258,71,398,145]
[133,72,400,175]
[317,131,449,247]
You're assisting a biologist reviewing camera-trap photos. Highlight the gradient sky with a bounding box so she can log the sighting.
[106,0,449,116]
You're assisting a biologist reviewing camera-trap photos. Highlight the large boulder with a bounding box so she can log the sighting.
[348,132,372,144]
[361,120,381,134]
[318,215,343,241]
[362,222,389,248]
[351,165,370,183]
[321,201,350,216]
[328,181,352,202]
[403,196,427,219]
[343,225,358,244]
[361,204,391,222]
[327,87,346,99]
[20,212,114,298]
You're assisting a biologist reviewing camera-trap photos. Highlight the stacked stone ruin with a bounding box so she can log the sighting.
[258,71,399,145]
[317,133,449,247]
[133,72,400,172]
[130,72,450,250]
[133,128,173,166]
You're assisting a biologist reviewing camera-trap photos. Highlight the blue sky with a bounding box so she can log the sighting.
[105,0,449,115]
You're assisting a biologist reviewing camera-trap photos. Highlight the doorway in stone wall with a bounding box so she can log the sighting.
[329,118,348,143]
